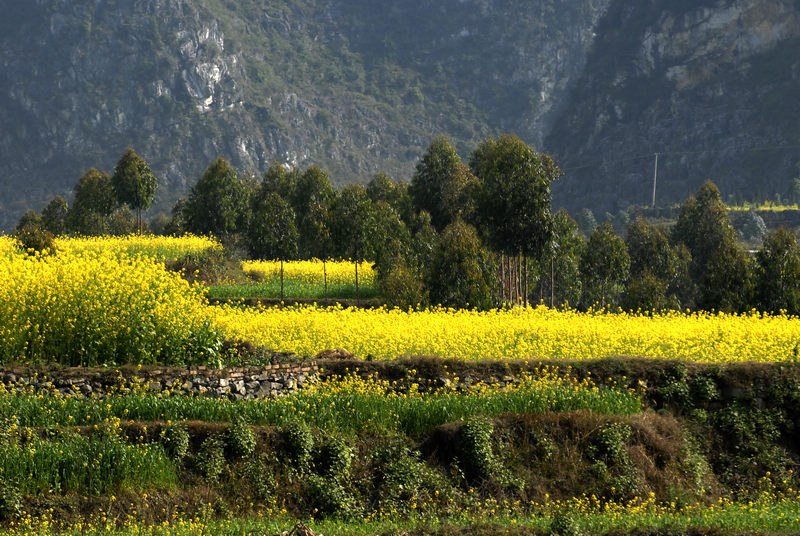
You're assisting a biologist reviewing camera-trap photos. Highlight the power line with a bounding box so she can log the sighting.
[559,142,800,173]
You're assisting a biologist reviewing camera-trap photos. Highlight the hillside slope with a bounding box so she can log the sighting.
[547,0,800,214]
[1,0,799,231]
[0,0,606,230]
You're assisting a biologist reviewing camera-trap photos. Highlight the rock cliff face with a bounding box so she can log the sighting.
[547,0,800,214]
[0,0,607,230]
[1,0,798,231]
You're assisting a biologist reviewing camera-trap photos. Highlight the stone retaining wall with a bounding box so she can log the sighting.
[0,362,318,400]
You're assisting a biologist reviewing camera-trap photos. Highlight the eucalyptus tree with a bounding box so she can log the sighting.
[111,147,157,233]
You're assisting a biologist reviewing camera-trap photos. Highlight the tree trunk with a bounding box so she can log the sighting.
[524,255,529,308]
[355,260,360,301]
[280,259,285,302]
[550,254,555,308]
[500,254,506,303]
[323,259,328,301]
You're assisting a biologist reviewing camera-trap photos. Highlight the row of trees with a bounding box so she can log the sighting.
[19,136,800,314]
[18,148,157,239]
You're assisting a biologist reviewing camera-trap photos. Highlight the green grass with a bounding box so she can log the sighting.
[0,426,176,495]
[0,374,640,438]
[207,279,380,300]
[5,499,800,535]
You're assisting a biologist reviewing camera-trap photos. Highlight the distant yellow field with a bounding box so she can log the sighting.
[213,304,800,363]
[242,259,375,287]
[2,235,800,365]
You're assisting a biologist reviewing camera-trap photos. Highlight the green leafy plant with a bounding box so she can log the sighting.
[161,425,190,461]
[312,436,352,478]
[227,420,257,458]
[282,421,314,471]
[458,416,496,481]
[197,435,227,484]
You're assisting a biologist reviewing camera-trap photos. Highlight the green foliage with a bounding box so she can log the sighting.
[40,196,69,236]
[458,416,496,481]
[410,136,474,231]
[367,172,414,226]
[107,206,139,236]
[576,208,597,237]
[111,147,158,232]
[754,227,800,314]
[282,421,314,470]
[0,429,176,494]
[0,482,22,521]
[672,181,751,311]
[240,456,273,501]
[304,474,356,519]
[536,209,585,307]
[14,212,55,255]
[369,444,429,509]
[377,260,427,309]
[184,157,249,240]
[623,269,670,312]
[712,401,791,489]
[68,168,117,236]
[312,436,353,478]
[329,184,376,263]
[227,421,257,458]
[588,422,631,465]
[469,134,562,260]
[549,511,580,536]
[71,168,117,218]
[579,222,630,309]
[427,219,497,310]
[197,435,227,484]
[162,425,190,461]
[247,191,298,261]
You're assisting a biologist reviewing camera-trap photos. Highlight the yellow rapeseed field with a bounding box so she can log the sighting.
[212,303,800,363]
[52,234,221,260]
[2,235,800,364]
[242,258,375,287]
[0,245,214,366]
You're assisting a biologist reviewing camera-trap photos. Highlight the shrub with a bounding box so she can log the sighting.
[458,417,496,480]
[161,425,190,461]
[0,482,22,521]
[282,421,314,470]
[197,435,226,483]
[241,457,273,501]
[588,421,631,465]
[304,474,355,519]
[549,511,580,536]
[370,444,427,508]
[313,436,352,478]
[227,421,257,458]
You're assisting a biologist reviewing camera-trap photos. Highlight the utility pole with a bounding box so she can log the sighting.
[651,152,659,208]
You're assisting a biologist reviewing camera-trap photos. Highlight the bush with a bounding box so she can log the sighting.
[161,425,190,460]
[304,474,355,519]
[0,482,22,521]
[197,435,226,483]
[313,436,353,478]
[227,421,257,458]
[282,421,314,470]
[458,417,496,480]
[15,220,55,256]
[588,422,631,465]
[549,511,580,536]
[370,444,428,508]
[378,261,427,309]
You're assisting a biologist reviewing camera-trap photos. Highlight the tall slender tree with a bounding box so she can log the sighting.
[111,148,157,234]
[469,134,562,305]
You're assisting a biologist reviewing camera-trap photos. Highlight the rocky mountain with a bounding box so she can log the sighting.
[547,0,800,214]
[1,0,798,231]
[0,0,607,231]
